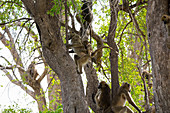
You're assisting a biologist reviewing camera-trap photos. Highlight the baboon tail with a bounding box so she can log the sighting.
[91,46,113,57]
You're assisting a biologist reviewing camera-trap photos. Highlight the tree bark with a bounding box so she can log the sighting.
[84,63,99,112]
[21,0,89,113]
[147,0,170,112]
[108,0,119,99]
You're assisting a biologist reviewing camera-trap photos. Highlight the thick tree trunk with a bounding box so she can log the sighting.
[40,21,89,112]
[147,0,170,112]
[21,0,89,113]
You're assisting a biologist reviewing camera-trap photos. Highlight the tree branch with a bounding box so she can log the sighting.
[0,18,32,26]
[14,22,47,83]
[0,29,24,75]
[128,9,146,38]
[37,57,49,83]
[141,60,151,68]
[0,1,24,8]
[0,67,35,99]
[15,22,38,41]
[134,5,148,14]
[118,20,132,45]
[68,7,76,31]
[118,0,148,12]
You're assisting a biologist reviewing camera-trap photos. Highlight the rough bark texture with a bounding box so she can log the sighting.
[147,0,170,112]
[84,63,99,112]
[21,0,89,113]
[108,0,119,99]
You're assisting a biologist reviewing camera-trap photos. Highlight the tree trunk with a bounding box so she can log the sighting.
[147,0,170,112]
[108,0,119,99]
[21,0,89,113]
[84,63,99,112]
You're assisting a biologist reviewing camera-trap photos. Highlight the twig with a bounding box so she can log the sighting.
[0,18,32,26]
[101,65,110,82]
[0,67,35,99]
[141,60,151,68]
[67,6,76,31]
[0,56,11,65]
[15,20,30,44]
[128,10,146,38]
[0,1,24,8]
[0,64,19,80]
[118,20,132,45]
[118,0,148,12]
[37,57,49,83]
[45,73,55,93]
[23,22,35,47]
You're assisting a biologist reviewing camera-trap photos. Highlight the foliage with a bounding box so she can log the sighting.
[40,104,63,113]
[1,104,32,113]
[0,104,63,113]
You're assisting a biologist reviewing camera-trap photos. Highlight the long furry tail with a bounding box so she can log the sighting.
[91,46,113,57]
